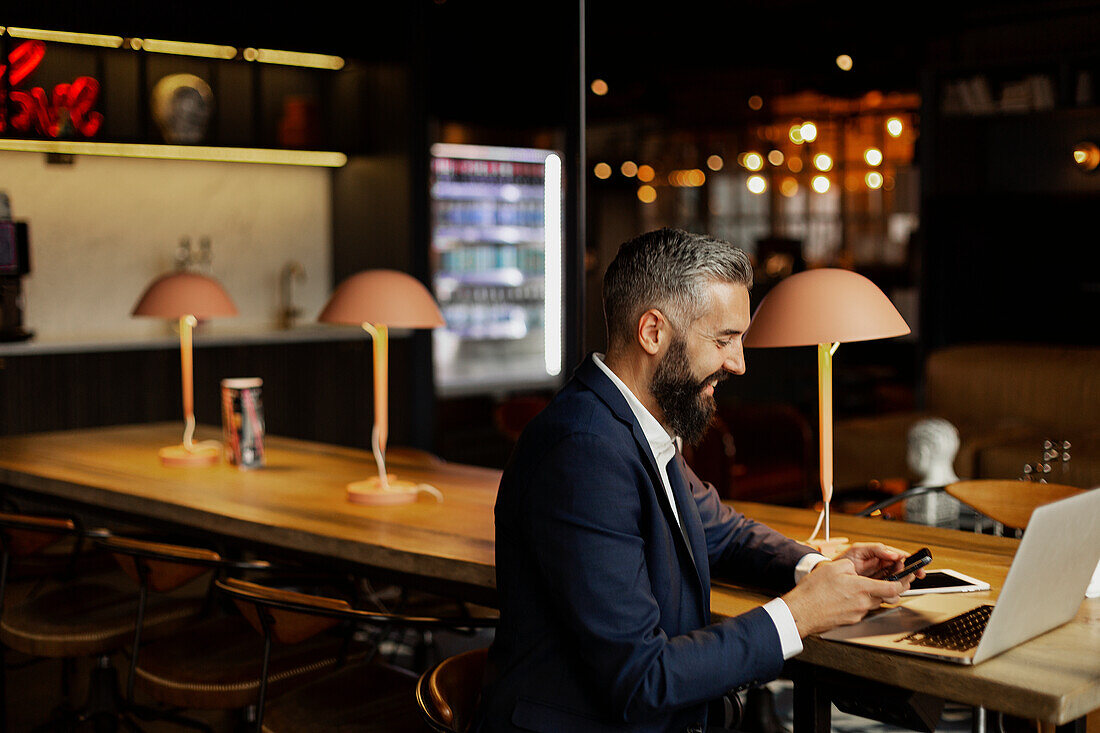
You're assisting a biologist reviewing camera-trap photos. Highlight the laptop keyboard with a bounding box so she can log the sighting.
[897,604,994,652]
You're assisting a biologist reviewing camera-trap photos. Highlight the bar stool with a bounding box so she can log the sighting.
[415,647,489,733]
[0,512,203,731]
[215,577,498,732]
[97,534,279,730]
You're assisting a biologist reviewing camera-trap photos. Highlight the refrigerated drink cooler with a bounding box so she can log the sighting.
[429,143,565,396]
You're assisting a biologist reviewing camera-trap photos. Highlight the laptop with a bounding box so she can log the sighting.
[820,488,1100,665]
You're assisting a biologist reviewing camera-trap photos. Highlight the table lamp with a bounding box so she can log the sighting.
[743,268,910,551]
[318,269,445,505]
[132,272,238,466]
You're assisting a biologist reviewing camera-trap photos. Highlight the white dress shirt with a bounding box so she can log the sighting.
[592,354,825,659]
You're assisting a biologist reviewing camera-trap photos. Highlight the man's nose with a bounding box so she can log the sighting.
[724,343,746,375]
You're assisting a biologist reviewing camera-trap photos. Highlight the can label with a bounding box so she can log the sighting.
[221,378,265,468]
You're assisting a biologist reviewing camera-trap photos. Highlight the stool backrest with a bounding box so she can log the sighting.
[219,577,353,644]
[0,512,77,556]
[417,647,488,733]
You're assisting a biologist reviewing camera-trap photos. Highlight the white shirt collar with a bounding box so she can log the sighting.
[592,353,678,468]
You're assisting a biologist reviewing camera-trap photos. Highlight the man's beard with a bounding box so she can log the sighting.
[650,336,726,446]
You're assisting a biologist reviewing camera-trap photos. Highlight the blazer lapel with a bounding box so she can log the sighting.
[574,356,703,583]
[666,452,712,617]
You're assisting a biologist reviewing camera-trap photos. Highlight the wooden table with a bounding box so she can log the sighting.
[1,424,1097,730]
[0,422,501,602]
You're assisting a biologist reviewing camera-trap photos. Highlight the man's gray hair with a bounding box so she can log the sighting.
[602,227,753,348]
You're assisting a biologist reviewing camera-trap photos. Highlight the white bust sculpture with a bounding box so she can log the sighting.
[907,417,961,488]
[905,417,962,525]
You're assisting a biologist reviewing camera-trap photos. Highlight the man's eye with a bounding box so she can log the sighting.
[716,339,731,349]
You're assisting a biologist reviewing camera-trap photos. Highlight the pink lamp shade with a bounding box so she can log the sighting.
[318,270,443,328]
[743,268,909,347]
[132,272,238,319]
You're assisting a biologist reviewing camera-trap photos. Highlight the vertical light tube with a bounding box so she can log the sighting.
[544,153,563,377]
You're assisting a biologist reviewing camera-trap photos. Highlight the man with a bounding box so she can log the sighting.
[476,228,915,732]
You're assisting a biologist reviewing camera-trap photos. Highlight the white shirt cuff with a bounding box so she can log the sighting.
[762,597,803,659]
[794,552,828,583]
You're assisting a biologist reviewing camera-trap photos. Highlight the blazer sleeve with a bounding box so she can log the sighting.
[521,431,787,724]
[680,455,814,593]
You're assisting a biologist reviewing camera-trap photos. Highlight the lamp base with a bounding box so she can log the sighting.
[346,475,421,506]
[159,444,220,467]
[805,537,851,557]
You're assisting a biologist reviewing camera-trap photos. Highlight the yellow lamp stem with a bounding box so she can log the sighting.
[361,322,391,489]
[180,314,198,450]
[817,342,839,542]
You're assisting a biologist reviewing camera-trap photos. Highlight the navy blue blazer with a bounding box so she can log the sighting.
[476,356,814,732]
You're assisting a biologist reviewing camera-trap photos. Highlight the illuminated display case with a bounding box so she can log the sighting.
[429,143,564,396]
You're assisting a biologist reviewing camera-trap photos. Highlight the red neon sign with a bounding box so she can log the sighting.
[0,40,103,138]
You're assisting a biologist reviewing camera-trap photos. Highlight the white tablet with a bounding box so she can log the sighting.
[900,568,990,596]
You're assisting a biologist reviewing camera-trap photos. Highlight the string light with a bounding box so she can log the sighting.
[813,153,833,172]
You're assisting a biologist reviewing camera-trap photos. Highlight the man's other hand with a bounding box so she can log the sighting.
[781,558,912,637]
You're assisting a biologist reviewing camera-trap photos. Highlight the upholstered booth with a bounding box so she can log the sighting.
[833,343,1100,492]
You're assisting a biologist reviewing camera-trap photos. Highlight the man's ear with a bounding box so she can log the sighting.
[637,309,670,355]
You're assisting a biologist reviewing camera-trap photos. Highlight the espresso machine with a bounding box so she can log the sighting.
[0,192,32,342]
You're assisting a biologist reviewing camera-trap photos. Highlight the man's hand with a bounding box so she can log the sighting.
[781,558,911,637]
[835,542,927,580]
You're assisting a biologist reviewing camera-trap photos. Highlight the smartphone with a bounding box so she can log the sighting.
[883,547,932,582]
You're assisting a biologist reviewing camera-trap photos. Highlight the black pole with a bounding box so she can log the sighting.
[564,0,587,374]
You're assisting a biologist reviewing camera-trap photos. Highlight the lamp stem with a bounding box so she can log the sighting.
[180,315,198,450]
[362,323,390,489]
[817,342,838,541]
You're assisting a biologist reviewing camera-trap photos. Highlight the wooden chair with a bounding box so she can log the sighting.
[945,479,1084,536]
[415,647,488,733]
[215,577,497,733]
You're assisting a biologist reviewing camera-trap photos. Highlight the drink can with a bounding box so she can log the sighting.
[221,378,265,468]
